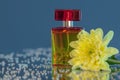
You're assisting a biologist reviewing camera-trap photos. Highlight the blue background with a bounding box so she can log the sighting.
[0,0,120,53]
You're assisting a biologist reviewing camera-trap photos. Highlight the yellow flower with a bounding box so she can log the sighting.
[68,28,119,71]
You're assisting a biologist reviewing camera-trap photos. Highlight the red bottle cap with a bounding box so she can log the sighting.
[55,9,81,21]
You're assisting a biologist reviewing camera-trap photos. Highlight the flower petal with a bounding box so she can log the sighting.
[70,49,80,57]
[100,61,111,71]
[70,41,79,48]
[95,28,103,40]
[77,30,89,40]
[68,58,81,66]
[103,31,114,46]
[102,47,119,60]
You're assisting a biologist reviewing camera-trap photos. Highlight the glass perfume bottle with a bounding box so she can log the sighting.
[51,9,82,80]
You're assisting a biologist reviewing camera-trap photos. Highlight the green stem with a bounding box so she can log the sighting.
[107,59,120,64]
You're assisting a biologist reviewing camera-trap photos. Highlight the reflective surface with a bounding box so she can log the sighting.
[55,70,120,80]
[0,48,120,80]
[62,70,110,80]
[53,67,120,80]
[0,48,52,80]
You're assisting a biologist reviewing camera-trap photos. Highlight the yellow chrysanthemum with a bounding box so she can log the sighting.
[68,28,119,71]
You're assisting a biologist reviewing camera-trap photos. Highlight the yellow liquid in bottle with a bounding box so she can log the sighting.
[51,27,82,80]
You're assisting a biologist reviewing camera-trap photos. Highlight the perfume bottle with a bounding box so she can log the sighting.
[51,9,82,80]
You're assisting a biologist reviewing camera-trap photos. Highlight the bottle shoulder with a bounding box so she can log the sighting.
[52,27,82,33]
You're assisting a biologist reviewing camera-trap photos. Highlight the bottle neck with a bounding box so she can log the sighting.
[63,21,73,27]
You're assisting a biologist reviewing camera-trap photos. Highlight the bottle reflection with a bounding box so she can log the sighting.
[52,66,71,80]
